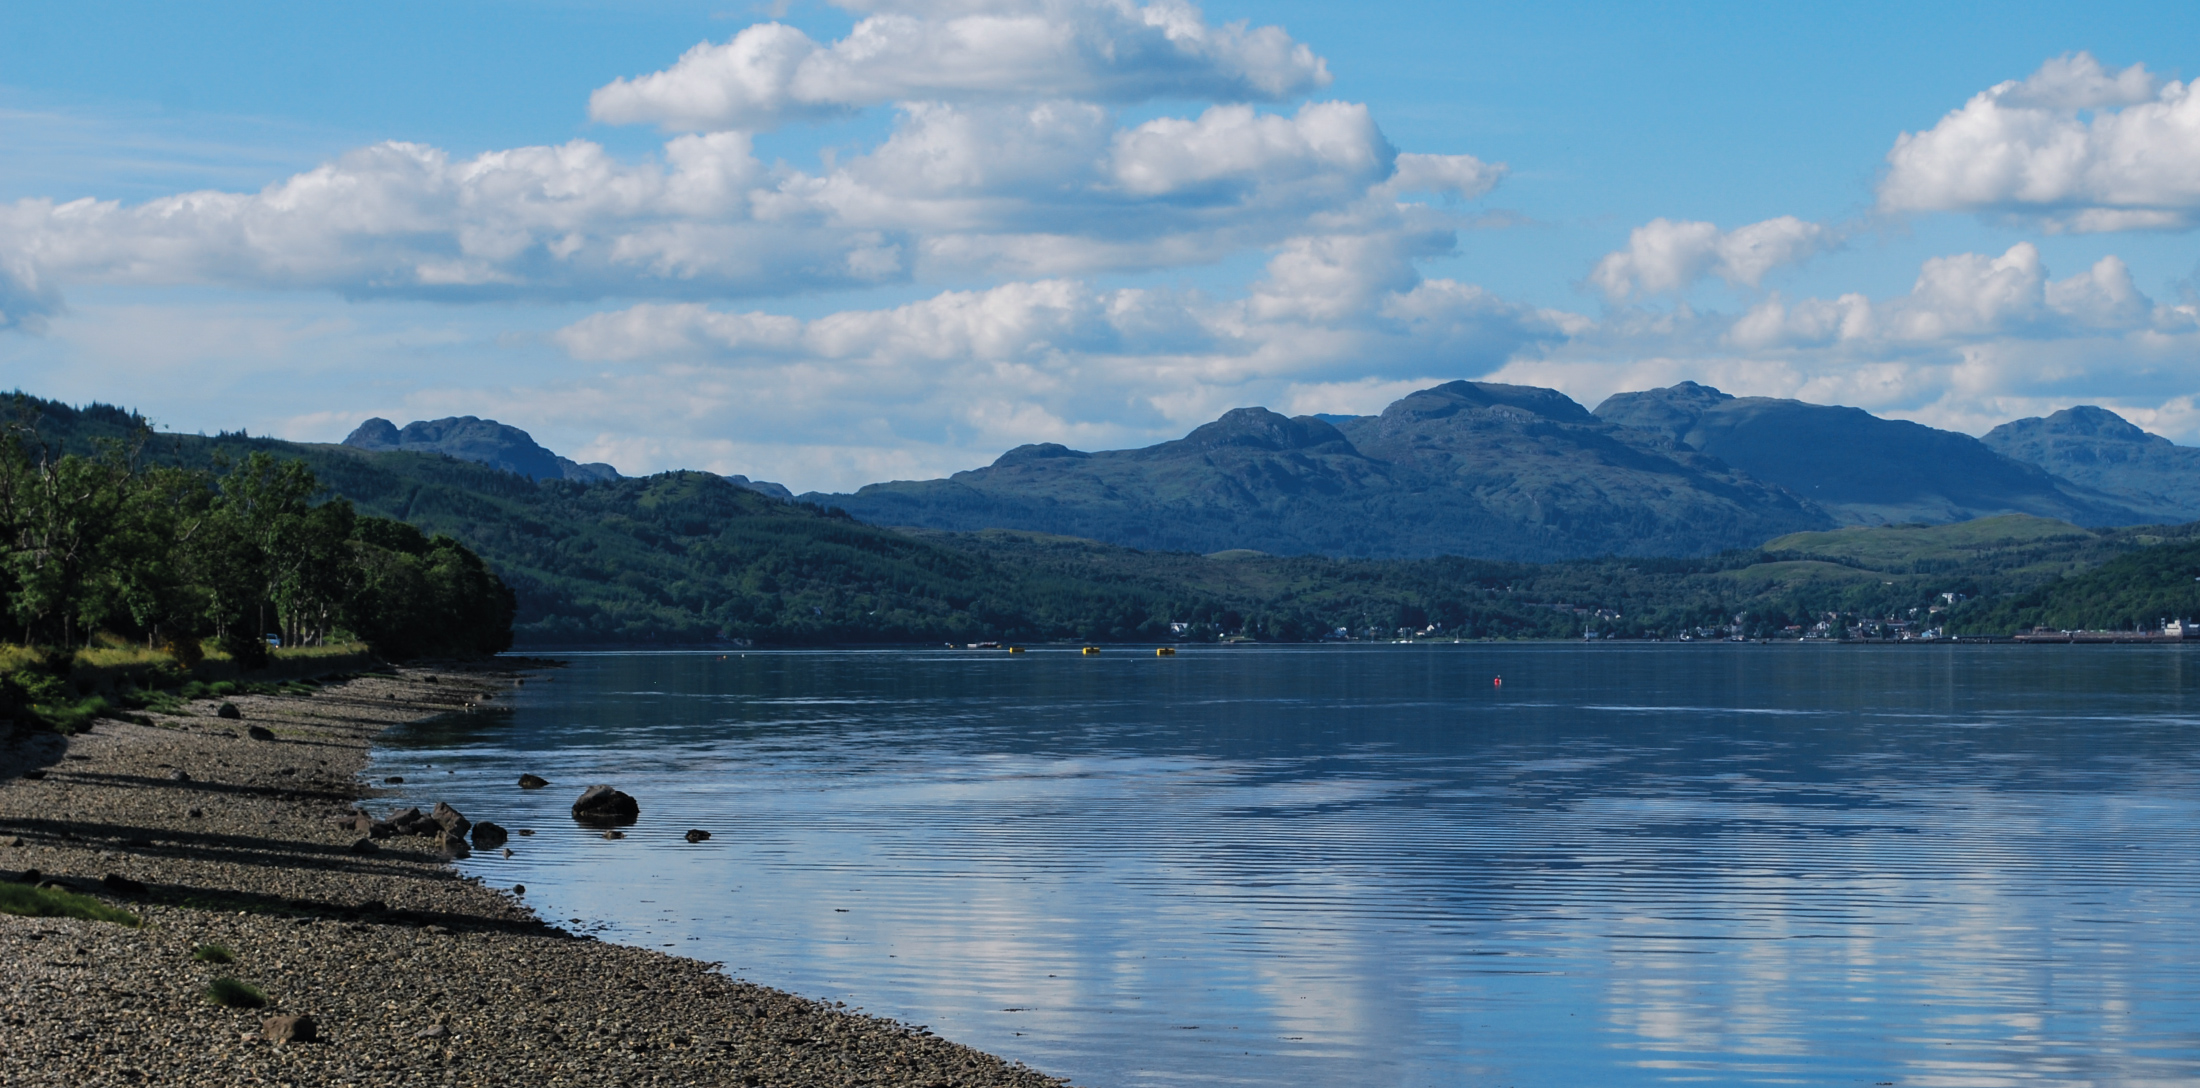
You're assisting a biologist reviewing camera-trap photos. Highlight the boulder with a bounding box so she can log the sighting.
[438,832,471,859]
[246,725,275,741]
[384,807,434,836]
[471,822,508,849]
[216,703,242,720]
[348,837,379,855]
[429,802,471,837]
[570,785,639,826]
[684,829,711,843]
[262,1015,318,1044]
[517,773,549,789]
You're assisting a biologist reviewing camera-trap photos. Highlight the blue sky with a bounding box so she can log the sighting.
[2,0,2196,490]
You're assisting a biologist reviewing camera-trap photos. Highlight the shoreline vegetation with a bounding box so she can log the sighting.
[1,661,1070,1087]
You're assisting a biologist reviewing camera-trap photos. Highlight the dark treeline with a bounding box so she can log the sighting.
[0,400,515,664]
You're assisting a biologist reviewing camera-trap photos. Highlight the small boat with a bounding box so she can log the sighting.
[1155,647,1176,656]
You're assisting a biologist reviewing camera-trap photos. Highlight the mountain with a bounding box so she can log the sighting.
[21,391,2200,644]
[1592,382,2156,528]
[1980,406,2200,523]
[811,381,1833,561]
[344,416,622,483]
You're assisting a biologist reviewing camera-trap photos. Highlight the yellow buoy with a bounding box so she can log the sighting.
[1081,646,1101,655]
[1007,646,1024,653]
[1155,647,1176,656]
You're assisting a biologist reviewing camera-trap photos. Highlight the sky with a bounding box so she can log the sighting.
[1,0,2197,492]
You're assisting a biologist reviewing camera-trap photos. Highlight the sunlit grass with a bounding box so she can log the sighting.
[0,883,141,926]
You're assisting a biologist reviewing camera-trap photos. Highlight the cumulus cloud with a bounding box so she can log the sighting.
[1495,241,2200,446]
[545,226,1576,487]
[1588,215,1831,300]
[589,0,1330,132]
[0,96,1498,308]
[1880,52,2200,231]
[1724,243,2185,348]
[0,135,910,301]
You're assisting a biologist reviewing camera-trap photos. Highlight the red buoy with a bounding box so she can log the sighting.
[1493,676,1502,687]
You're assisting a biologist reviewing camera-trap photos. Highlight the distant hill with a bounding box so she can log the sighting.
[1981,406,2200,523]
[17,389,2200,643]
[810,381,1832,561]
[1593,382,2155,527]
[340,415,795,499]
[344,416,621,483]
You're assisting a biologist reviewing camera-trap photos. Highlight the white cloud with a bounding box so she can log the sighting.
[1880,52,2200,231]
[1723,243,2186,348]
[547,228,1574,489]
[1588,216,1831,300]
[588,0,1330,133]
[0,99,1499,313]
[1498,242,2200,445]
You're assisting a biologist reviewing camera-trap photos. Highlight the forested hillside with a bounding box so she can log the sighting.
[23,394,2200,646]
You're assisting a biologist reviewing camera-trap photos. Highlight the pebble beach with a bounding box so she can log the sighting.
[0,664,1071,1088]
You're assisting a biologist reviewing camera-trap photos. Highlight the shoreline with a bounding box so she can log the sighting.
[0,663,1070,1087]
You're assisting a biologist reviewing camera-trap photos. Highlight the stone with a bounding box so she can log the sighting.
[602,830,625,840]
[517,773,549,789]
[384,776,404,784]
[262,1014,318,1044]
[429,801,471,836]
[512,884,525,895]
[17,868,39,883]
[246,725,275,741]
[101,873,147,896]
[439,832,471,859]
[684,829,711,843]
[186,808,204,819]
[470,821,508,849]
[349,837,380,855]
[414,1023,450,1040]
[216,703,242,720]
[571,785,639,826]
[0,835,20,848]
[166,768,192,782]
[516,828,534,836]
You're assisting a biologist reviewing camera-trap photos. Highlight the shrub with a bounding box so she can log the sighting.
[204,977,267,1009]
[191,944,236,964]
[0,883,141,926]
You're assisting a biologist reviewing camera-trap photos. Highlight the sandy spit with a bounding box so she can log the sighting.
[0,663,1073,1088]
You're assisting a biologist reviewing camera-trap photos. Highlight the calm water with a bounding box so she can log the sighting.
[371,645,2200,1086]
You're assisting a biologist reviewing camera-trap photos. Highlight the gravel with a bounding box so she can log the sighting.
[0,665,1074,1087]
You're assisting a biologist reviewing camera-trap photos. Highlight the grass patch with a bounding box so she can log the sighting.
[191,943,236,964]
[204,977,267,1009]
[0,882,141,926]
[273,641,372,661]
[0,644,47,672]
[74,644,176,669]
